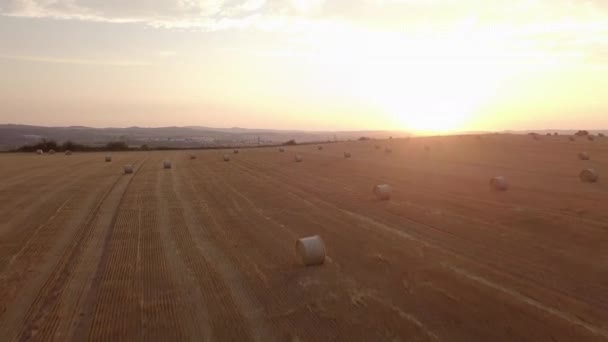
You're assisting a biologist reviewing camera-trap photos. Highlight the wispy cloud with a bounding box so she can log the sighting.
[1,0,608,63]
[0,53,153,66]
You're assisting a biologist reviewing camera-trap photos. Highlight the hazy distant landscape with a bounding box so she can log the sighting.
[0,124,412,151]
[3,124,608,152]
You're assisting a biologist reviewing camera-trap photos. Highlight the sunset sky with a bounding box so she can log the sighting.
[1,0,607,133]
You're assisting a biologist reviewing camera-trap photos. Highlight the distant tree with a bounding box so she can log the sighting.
[62,140,77,151]
[575,130,589,136]
[283,139,297,146]
[358,136,370,141]
[105,141,129,151]
[14,139,59,152]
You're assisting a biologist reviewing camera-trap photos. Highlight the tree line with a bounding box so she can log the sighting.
[14,139,130,152]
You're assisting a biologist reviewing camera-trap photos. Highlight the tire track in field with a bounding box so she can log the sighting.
[0,163,123,339]
[161,161,267,341]
[155,167,212,342]
[15,160,131,341]
[66,159,146,340]
[86,159,185,341]
[223,157,608,339]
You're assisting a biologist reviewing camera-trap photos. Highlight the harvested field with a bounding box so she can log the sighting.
[0,134,607,341]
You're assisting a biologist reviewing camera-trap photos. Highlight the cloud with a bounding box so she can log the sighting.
[0,0,330,30]
[1,0,608,65]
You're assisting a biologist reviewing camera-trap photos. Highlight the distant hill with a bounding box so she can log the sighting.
[0,124,409,151]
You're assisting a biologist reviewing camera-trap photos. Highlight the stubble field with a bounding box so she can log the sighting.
[0,134,607,341]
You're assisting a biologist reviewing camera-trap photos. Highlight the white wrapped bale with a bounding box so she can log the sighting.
[344,152,351,158]
[223,154,230,162]
[163,160,172,169]
[295,235,326,266]
[490,176,509,191]
[578,152,590,160]
[124,164,134,174]
[580,169,599,183]
[48,149,56,155]
[105,155,112,162]
[295,154,303,162]
[36,149,43,155]
[373,184,392,200]
[65,150,72,155]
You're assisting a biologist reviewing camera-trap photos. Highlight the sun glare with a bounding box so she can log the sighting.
[299,25,531,133]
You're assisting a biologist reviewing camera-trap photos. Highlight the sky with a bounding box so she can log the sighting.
[0,0,607,133]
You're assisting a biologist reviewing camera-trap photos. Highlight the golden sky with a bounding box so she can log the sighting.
[1,0,607,133]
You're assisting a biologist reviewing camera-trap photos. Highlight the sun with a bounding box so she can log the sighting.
[297,24,531,133]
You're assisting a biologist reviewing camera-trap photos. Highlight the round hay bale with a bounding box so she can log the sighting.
[599,133,605,138]
[569,136,575,141]
[295,154,303,162]
[223,154,230,162]
[48,149,56,155]
[588,135,595,141]
[233,149,239,154]
[318,146,323,150]
[189,154,196,160]
[373,184,392,200]
[578,152,590,160]
[384,147,392,153]
[279,148,285,152]
[295,235,326,266]
[344,152,351,158]
[424,145,430,152]
[375,145,380,150]
[163,160,172,169]
[489,176,509,191]
[580,169,599,183]
[546,133,551,136]
[105,155,112,162]
[36,149,43,155]
[65,150,72,156]
[124,164,134,174]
